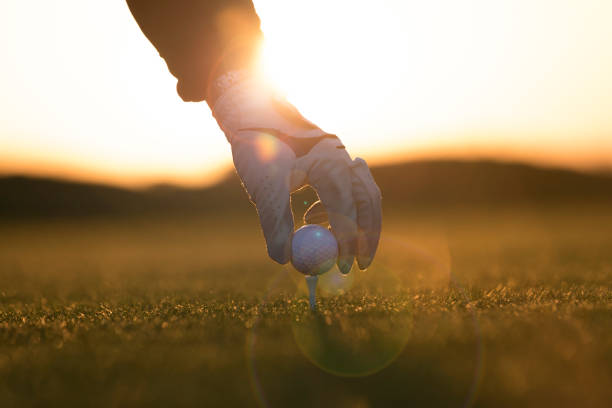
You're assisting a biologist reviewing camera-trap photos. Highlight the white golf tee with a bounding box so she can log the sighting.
[305,275,318,311]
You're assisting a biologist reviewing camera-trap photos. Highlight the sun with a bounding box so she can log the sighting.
[254,1,405,128]
[252,0,436,161]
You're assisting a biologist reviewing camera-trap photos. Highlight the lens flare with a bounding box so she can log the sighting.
[290,254,413,377]
[318,265,354,296]
[246,230,484,405]
[254,132,280,162]
[374,230,485,407]
[291,295,413,377]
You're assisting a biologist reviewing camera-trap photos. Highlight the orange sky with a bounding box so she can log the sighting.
[1,0,611,187]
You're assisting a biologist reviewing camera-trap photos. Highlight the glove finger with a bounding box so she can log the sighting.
[232,131,296,264]
[303,200,329,225]
[307,145,357,274]
[255,178,294,264]
[351,158,382,270]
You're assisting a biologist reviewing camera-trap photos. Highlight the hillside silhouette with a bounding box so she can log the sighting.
[1,160,611,218]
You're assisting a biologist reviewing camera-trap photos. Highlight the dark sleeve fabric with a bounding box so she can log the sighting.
[126,0,263,102]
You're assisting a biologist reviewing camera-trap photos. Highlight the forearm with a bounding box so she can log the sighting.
[126,0,262,102]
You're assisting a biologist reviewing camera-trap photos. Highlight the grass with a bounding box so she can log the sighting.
[0,208,611,407]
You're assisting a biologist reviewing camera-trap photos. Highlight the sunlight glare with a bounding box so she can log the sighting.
[1,0,612,185]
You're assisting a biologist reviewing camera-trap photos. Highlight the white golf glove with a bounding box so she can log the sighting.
[209,71,381,274]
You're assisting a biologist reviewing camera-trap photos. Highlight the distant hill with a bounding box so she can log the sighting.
[1,160,611,218]
[374,160,612,208]
[0,174,251,218]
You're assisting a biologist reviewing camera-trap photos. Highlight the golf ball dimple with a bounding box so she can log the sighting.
[291,225,338,276]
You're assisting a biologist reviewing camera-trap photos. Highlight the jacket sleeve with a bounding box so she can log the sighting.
[126,0,263,102]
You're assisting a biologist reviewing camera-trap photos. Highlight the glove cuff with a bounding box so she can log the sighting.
[206,69,251,110]
[209,70,333,145]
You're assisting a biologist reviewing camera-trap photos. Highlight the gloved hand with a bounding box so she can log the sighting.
[209,71,381,274]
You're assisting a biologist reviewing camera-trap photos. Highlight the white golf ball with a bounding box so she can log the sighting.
[291,224,338,276]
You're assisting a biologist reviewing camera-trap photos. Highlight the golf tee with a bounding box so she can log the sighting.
[305,275,318,311]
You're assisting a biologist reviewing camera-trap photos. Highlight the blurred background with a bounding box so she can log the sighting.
[1,0,611,187]
[1,1,611,407]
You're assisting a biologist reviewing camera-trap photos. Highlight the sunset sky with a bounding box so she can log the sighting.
[1,0,611,187]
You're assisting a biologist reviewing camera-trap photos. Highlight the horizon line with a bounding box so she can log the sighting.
[1,154,611,190]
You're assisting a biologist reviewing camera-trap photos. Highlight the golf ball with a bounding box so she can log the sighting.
[291,225,338,276]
